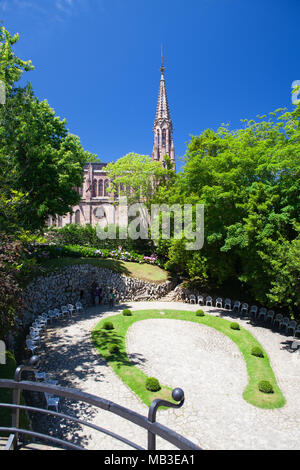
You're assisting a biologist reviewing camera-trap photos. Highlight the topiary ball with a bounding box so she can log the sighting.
[258,380,274,394]
[146,377,161,392]
[122,309,132,316]
[251,346,264,358]
[103,321,114,330]
[196,310,205,317]
[108,344,119,354]
[230,322,240,330]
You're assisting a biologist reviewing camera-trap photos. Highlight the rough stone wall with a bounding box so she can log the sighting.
[21,264,173,322]
[172,283,210,302]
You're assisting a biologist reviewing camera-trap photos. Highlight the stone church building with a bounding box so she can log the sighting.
[49,61,175,228]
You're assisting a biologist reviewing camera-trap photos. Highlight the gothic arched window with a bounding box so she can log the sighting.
[92,179,97,197]
[104,179,109,196]
[75,209,81,225]
[98,179,103,197]
[162,129,166,147]
[157,131,160,146]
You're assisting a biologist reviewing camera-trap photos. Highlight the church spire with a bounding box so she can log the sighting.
[152,53,175,166]
[160,44,165,74]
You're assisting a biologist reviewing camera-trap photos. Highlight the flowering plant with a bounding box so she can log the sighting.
[31,244,163,267]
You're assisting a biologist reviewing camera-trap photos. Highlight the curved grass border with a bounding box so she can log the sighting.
[91,309,286,409]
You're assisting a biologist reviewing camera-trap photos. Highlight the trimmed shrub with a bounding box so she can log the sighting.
[103,321,114,330]
[251,346,264,358]
[196,310,205,316]
[122,309,132,316]
[230,322,240,330]
[145,377,161,392]
[258,380,274,394]
[108,344,119,354]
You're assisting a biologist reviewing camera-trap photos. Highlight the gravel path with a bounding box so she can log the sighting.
[35,301,300,450]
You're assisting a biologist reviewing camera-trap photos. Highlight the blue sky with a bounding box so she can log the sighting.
[1,0,299,171]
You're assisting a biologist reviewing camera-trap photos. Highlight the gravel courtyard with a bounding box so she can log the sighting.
[34,301,300,450]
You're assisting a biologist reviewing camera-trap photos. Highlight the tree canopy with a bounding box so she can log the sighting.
[0,85,96,232]
[0,24,97,336]
[0,25,34,92]
[157,106,300,313]
[0,25,97,233]
[105,153,174,207]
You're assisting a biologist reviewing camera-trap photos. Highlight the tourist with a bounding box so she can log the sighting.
[108,288,115,308]
[91,281,97,305]
[97,285,103,305]
[94,286,102,305]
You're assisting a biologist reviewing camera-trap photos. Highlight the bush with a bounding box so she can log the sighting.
[32,243,164,267]
[122,309,132,316]
[0,351,30,434]
[196,310,205,316]
[251,346,264,358]
[45,224,156,255]
[108,344,119,354]
[258,380,274,394]
[102,321,114,330]
[230,322,240,330]
[145,377,161,392]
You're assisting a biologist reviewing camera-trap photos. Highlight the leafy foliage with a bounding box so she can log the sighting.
[251,346,264,358]
[45,223,156,255]
[105,153,173,207]
[102,321,114,330]
[258,380,274,394]
[157,105,300,316]
[108,344,119,354]
[122,309,132,316]
[31,243,164,267]
[0,25,34,92]
[0,350,30,434]
[195,310,205,316]
[0,234,25,338]
[0,86,96,232]
[145,377,161,392]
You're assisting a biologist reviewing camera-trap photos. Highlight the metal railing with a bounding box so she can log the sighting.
[0,356,201,451]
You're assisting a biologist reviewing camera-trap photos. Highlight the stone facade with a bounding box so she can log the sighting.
[49,162,116,228]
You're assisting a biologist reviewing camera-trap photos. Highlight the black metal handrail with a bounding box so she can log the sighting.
[0,376,201,451]
[0,402,143,450]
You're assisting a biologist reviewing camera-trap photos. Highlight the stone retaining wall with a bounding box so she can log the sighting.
[21,264,173,321]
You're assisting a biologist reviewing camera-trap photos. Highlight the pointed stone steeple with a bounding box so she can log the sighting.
[152,55,175,167]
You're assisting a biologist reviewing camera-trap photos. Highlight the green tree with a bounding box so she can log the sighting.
[0,25,34,91]
[0,86,96,232]
[105,153,170,207]
[160,105,300,314]
[0,234,24,339]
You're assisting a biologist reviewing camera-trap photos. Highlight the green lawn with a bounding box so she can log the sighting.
[32,257,169,284]
[0,351,30,436]
[92,309,286,409]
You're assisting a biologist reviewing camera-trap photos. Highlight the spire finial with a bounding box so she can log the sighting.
[160,44,165,74]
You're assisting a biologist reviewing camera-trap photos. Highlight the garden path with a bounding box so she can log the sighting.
[37,301,300,450]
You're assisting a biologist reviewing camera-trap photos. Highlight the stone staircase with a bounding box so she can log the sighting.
[158,289,178,302]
